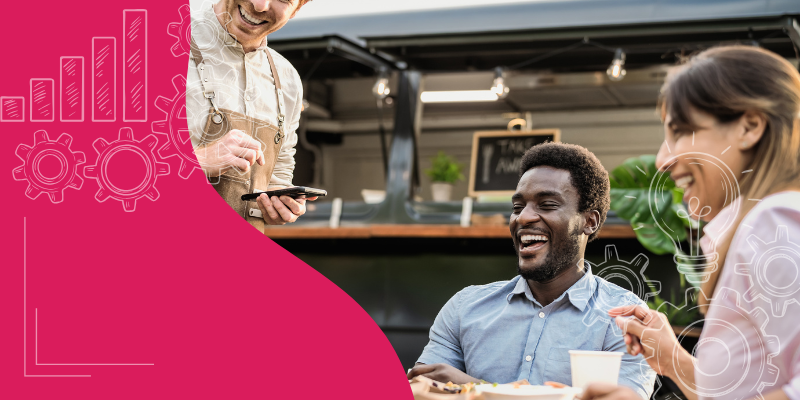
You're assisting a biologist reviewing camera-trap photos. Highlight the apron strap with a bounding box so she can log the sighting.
[265,48,287,142]
[189,37,223,124]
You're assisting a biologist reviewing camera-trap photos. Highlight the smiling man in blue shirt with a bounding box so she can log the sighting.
[408,142,656,399]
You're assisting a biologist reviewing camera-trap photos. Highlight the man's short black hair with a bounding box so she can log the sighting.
[519,142,610,241]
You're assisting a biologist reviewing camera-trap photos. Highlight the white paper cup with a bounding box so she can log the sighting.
[569,350,624,389]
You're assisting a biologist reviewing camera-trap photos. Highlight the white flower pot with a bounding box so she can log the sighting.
[431,182,453,202]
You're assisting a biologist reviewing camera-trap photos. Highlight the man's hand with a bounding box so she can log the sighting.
[407,363,478,385]
[256,186,318,225]
[195,129,265,177]
[580,383,641,400]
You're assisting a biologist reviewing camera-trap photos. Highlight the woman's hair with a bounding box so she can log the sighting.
[659,45,800,311]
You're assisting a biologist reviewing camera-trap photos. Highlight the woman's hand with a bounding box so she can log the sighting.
[580,383,641,400]
[608,305,693,381]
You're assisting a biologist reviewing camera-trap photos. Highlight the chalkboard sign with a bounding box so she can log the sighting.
[468,129,561,197]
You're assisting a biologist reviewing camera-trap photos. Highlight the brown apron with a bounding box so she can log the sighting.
[190,38,287,232]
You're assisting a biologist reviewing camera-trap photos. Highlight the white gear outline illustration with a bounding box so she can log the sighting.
[735,225,800,317]
[641,288,780,399]
[12,130,85,204]
[152,74,201,179]
[175,66,269,184]
[167,4,191,57]
[187,0,239,67]
[84,127,170,212]
[579,244,661,331]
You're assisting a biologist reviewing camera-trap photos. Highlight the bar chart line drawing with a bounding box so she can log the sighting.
[92,37,117,122]
[1,96,25,122]
[60,56,85,122]
[30,79,55,122]
[123,9,148,122]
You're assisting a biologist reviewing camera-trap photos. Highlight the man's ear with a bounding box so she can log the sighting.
[290,0,305,19]
[583,210,600,236]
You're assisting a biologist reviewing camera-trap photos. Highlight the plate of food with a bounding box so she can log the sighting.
[474,383,582,400]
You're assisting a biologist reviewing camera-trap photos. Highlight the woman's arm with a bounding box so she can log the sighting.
[607,305,699,399]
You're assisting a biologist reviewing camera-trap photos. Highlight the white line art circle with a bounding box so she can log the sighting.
[12,130,85,204]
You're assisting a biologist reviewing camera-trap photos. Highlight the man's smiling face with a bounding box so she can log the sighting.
[218,0,302,46]
[510,166,588,282]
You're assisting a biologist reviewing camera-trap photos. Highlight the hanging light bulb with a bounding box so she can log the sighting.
[606,48,627,81]
[491,67,510,99]
[372,67,391,100]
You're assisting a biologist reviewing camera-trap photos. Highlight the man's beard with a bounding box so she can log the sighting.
[517,226,582,282]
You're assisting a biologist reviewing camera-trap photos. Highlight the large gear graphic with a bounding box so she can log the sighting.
[578,245,661,331]
[12,130,85,203]
[152,74,200,179]
[167,4,191,57]
[160,67,268,183]
[735,225,800,317]
[644,288,780,399]
[84,127,170,212]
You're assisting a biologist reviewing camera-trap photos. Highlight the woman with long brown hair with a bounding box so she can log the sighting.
[582,46,800,400]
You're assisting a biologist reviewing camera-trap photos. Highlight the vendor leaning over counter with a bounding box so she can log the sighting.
[408,142,656,399]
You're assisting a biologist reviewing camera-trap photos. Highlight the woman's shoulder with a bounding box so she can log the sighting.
[741,190,800,228]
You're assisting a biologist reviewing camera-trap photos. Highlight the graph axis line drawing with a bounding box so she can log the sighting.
[1,96,26,122]
[30,79,55,122]
[23,218,154,378]
[59,56,85,122]
[123,9,148,122]
[35,309,154,366]
[92,37,117,122]
[23,218,90,378]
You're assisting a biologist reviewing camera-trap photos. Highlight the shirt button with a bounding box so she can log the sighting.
[246,95,251,101]
[525,355,532,362]
[538,312,545,318]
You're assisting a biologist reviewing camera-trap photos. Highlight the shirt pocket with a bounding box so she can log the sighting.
[543,347,572,385]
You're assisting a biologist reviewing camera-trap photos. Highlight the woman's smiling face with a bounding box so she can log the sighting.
[655,107,758,222]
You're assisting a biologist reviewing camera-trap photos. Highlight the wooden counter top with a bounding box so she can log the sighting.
[264,224,636,239]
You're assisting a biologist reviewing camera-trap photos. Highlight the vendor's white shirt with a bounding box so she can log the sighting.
[698,191,800,400]
[186,4,302,188]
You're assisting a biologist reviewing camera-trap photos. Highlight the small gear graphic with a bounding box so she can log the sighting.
[152,74,200,179]
[735,225,800,317]
[167,4,191,57]
[12,130,85,203]
[645,288,780,399]
[84,127,170,212]
[186,1,239,66]
[579,245,661,330]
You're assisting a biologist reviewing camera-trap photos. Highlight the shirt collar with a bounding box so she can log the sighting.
[202,4,268,54]
[506,262,597,311]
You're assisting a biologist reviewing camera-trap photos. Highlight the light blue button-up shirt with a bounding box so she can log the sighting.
[417,264,656,399]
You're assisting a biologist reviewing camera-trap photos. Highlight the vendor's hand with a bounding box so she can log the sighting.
[580,383,641,400]
[407,363,478,385]
[195,129,265,177]
[256,186,318,225]
[608,305,686,378]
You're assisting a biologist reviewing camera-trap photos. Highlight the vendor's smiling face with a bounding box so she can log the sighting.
[510,166,587,282]
[217,0,302,47]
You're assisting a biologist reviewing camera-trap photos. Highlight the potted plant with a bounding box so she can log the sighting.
[425,151,464,202]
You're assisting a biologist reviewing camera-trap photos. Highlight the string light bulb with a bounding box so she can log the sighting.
[491,67,510,99]
[606,48,627,81]
[372,67,391,99]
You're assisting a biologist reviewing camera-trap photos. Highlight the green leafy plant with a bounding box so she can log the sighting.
[609,155,693,255]
[425,151,465,184]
